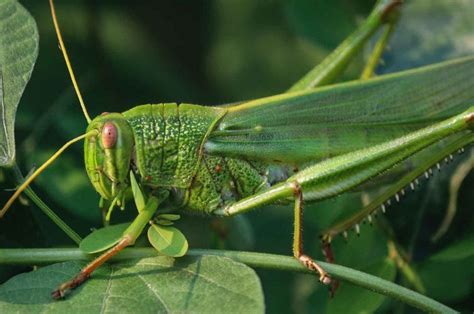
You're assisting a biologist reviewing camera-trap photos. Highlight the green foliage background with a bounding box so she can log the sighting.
[0,0,473,312]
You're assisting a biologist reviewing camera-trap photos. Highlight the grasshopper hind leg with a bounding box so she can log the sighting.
[292,183,331,286]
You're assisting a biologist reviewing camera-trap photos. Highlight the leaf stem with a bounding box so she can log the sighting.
[11,164,82,244]
[0,248,455,313]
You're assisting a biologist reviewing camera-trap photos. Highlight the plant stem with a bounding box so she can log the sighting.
[12,164,82,244]
[0,248,455,313]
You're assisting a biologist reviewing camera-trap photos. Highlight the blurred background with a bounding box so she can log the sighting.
[1,0,473,312]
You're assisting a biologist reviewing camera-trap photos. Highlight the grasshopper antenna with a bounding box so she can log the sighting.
[0,131,98,218]
[49,0,92,123]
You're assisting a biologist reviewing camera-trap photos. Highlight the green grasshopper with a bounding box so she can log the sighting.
[1,0,473,300]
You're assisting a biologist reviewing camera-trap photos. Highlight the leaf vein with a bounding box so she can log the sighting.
[118,266,171,313]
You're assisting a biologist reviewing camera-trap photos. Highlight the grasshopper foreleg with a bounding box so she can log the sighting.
[51,236,132,299]
[52,196,161,299]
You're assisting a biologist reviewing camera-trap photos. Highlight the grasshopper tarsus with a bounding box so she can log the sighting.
[298,254,331,285]
[51,272,90,300]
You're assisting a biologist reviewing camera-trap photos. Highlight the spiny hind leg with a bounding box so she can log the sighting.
[292,183,331,285]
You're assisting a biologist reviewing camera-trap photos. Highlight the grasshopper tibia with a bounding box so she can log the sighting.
[292,183,331,286]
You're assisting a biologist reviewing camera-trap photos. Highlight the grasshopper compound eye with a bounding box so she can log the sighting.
[102,122,117,149]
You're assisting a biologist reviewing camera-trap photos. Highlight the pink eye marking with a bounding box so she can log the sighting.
[102,122,117,149]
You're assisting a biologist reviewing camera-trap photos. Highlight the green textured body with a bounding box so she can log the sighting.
[84,58,474,216]
[122,103,270,214]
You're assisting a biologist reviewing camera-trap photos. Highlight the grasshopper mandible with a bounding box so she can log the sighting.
[1,0,473,299]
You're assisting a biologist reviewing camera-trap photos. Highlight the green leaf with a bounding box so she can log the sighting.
[430,233,474,262]
[415,233,474,302]
[79,223,130,254]
[419,255,474,303]
[148,224,188,257]
[130,171,145,212]
[0,0,39,167]
[0,256,264,313]
[157,213,181,221]
[154,219,174,226]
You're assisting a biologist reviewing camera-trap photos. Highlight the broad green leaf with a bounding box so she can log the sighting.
[417,233,474,302]
[130,171,145,212]
[79,223,130,254]
[327,258,397,314]
[419,255,474,303]
[430,233,474,262]
[0,256,264,313]
[148,224,188,257]
[0,0,38,167]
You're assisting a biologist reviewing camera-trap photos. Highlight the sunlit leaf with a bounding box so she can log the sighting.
[0,256,264,313]
[0,0,38,167]
[79,223,130,254]
[148,223,188,257]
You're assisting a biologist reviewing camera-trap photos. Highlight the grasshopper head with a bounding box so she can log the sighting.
[84,113,134,200]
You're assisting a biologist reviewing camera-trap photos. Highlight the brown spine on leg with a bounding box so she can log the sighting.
[51,236,132,299]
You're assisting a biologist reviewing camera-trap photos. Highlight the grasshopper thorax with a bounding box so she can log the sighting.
[84,113,134,200]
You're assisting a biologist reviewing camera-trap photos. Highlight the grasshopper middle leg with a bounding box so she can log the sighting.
[214,106,473,282]
[292,182,331,284]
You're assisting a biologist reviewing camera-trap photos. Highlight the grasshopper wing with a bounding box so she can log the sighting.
[205,56,474,163]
